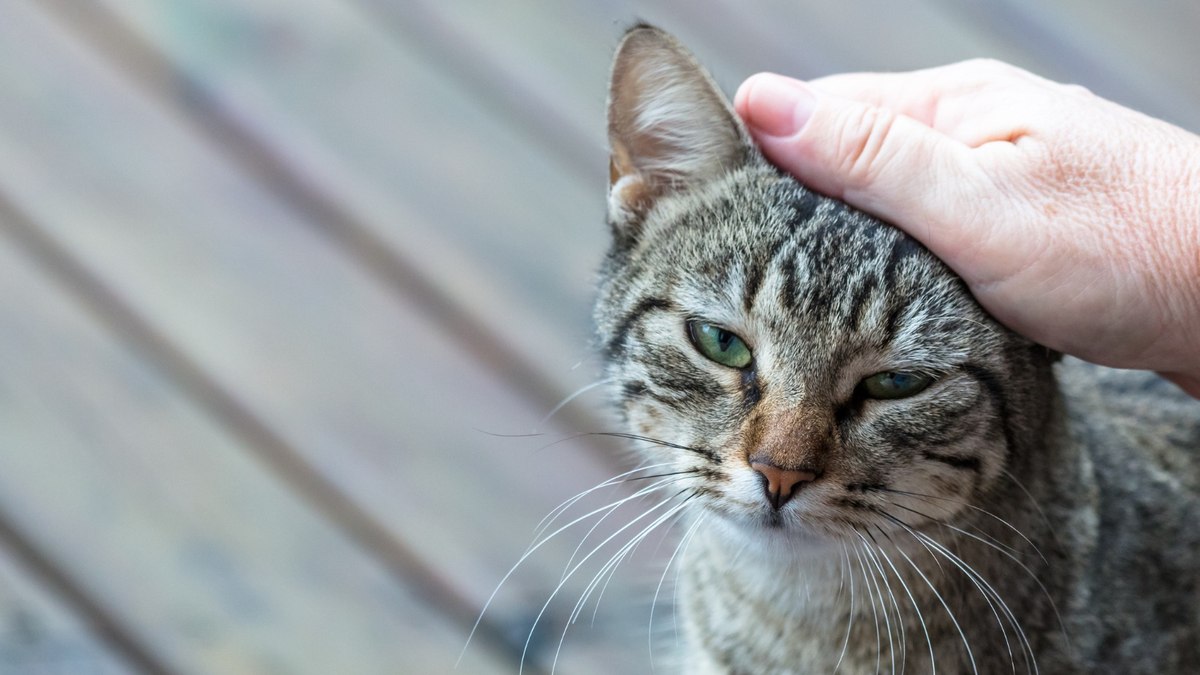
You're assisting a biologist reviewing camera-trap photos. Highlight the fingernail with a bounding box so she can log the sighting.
[738,73,816,138]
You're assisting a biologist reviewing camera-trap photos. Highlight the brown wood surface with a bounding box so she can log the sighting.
[0,0,1195,673]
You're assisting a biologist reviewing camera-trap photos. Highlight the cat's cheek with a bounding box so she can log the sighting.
[627,407,693,456]
[883,434,1007,521]
[624,401,666,439]
[623,401,734,468]
[887,466,971,523]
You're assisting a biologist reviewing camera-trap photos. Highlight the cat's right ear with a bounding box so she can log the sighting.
[606,25,754,239]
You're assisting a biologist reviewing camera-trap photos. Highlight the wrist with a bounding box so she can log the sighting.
[1131,122,1200,380]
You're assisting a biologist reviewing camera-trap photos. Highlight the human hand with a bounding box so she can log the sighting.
[734,61,1200,397]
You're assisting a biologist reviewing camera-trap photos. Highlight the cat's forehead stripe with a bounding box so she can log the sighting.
[777,252,800,313]
[605,295,675,359]
[845,273,876,332]
[740,252,766,314]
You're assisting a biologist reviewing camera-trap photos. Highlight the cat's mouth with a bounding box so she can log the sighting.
[706,506,847,558]
[709,492,825,535]
[704,476,872,543]
[759,510,787,529]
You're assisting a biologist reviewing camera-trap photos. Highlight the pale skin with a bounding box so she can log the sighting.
[734,60,1200,398]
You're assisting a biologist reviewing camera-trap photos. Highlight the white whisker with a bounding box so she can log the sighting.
[672,514,707,647]
[924,530,1018,674]
[891,498,1068,656]
[912,530,1034,675]
[462,474,683,668]
[1000,469,1057,544]
[852,542,883,675]
[870,534,936,675]
[860,534,905,675]
[559,474,694,582]
[887,489,1047,564]
[894,541,978,675]
[833,539,856,673]
[650,513,705,670]
[534,461,676,539]
[854,536,887,675]
[551,495,694,673]
[535,378,616,431]
[588,497,693,626]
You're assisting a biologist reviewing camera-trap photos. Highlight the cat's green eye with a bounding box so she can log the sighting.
[862,371,932,400]
[687,321,752,369]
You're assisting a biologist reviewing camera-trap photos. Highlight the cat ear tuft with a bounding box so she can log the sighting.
[606,25,755,235]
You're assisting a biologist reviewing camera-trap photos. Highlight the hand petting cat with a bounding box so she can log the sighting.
[735,61,1200,397]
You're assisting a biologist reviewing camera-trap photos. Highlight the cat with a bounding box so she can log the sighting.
[596,24,1200,674]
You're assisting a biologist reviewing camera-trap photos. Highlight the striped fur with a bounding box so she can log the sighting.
[596,25,1200,674]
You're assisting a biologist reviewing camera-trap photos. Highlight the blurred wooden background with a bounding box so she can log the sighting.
[0,1,1196,673]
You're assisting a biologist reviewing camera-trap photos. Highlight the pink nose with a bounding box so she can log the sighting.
[751,461,818,509]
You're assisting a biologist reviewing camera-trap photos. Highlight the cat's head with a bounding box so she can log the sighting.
[597,26,1056,548]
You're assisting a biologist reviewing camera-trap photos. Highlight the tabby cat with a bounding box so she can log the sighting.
[597,25,1200,674]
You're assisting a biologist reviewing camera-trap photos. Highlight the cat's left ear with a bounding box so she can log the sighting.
[606,25,757,237]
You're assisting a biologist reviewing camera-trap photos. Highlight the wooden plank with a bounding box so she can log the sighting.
[0,543,134,675]
[0,221,510,674]
[93,0,611,408]
[1,1,655,671]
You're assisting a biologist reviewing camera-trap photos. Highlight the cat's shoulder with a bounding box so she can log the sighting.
[1057,357,1198,421]
[1057,356,1199,485]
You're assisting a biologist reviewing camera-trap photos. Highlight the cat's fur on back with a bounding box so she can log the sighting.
[598,25,1200,674]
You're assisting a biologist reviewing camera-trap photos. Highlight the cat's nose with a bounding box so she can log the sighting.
[750,461,818,509]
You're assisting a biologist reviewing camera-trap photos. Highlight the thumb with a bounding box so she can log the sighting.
[735,73,979,240]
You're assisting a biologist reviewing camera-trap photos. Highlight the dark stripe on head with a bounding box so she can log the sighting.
[786,187,820,230]
[741,259,765,314]
[882,235,922,288]
[779,254,798,310]
[882,299,908,342]
[846,275,876,331]
[605,296,673,359]
[803,279,835,317]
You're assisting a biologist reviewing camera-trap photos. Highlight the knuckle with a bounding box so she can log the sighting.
[834,104,900,188]
[946,58,1032,91]
[1062,82,1094,97]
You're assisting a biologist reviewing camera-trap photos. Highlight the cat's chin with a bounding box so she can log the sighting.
[705,507,845,560]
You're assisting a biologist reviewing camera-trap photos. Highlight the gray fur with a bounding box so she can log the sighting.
[596,25,1200,674]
